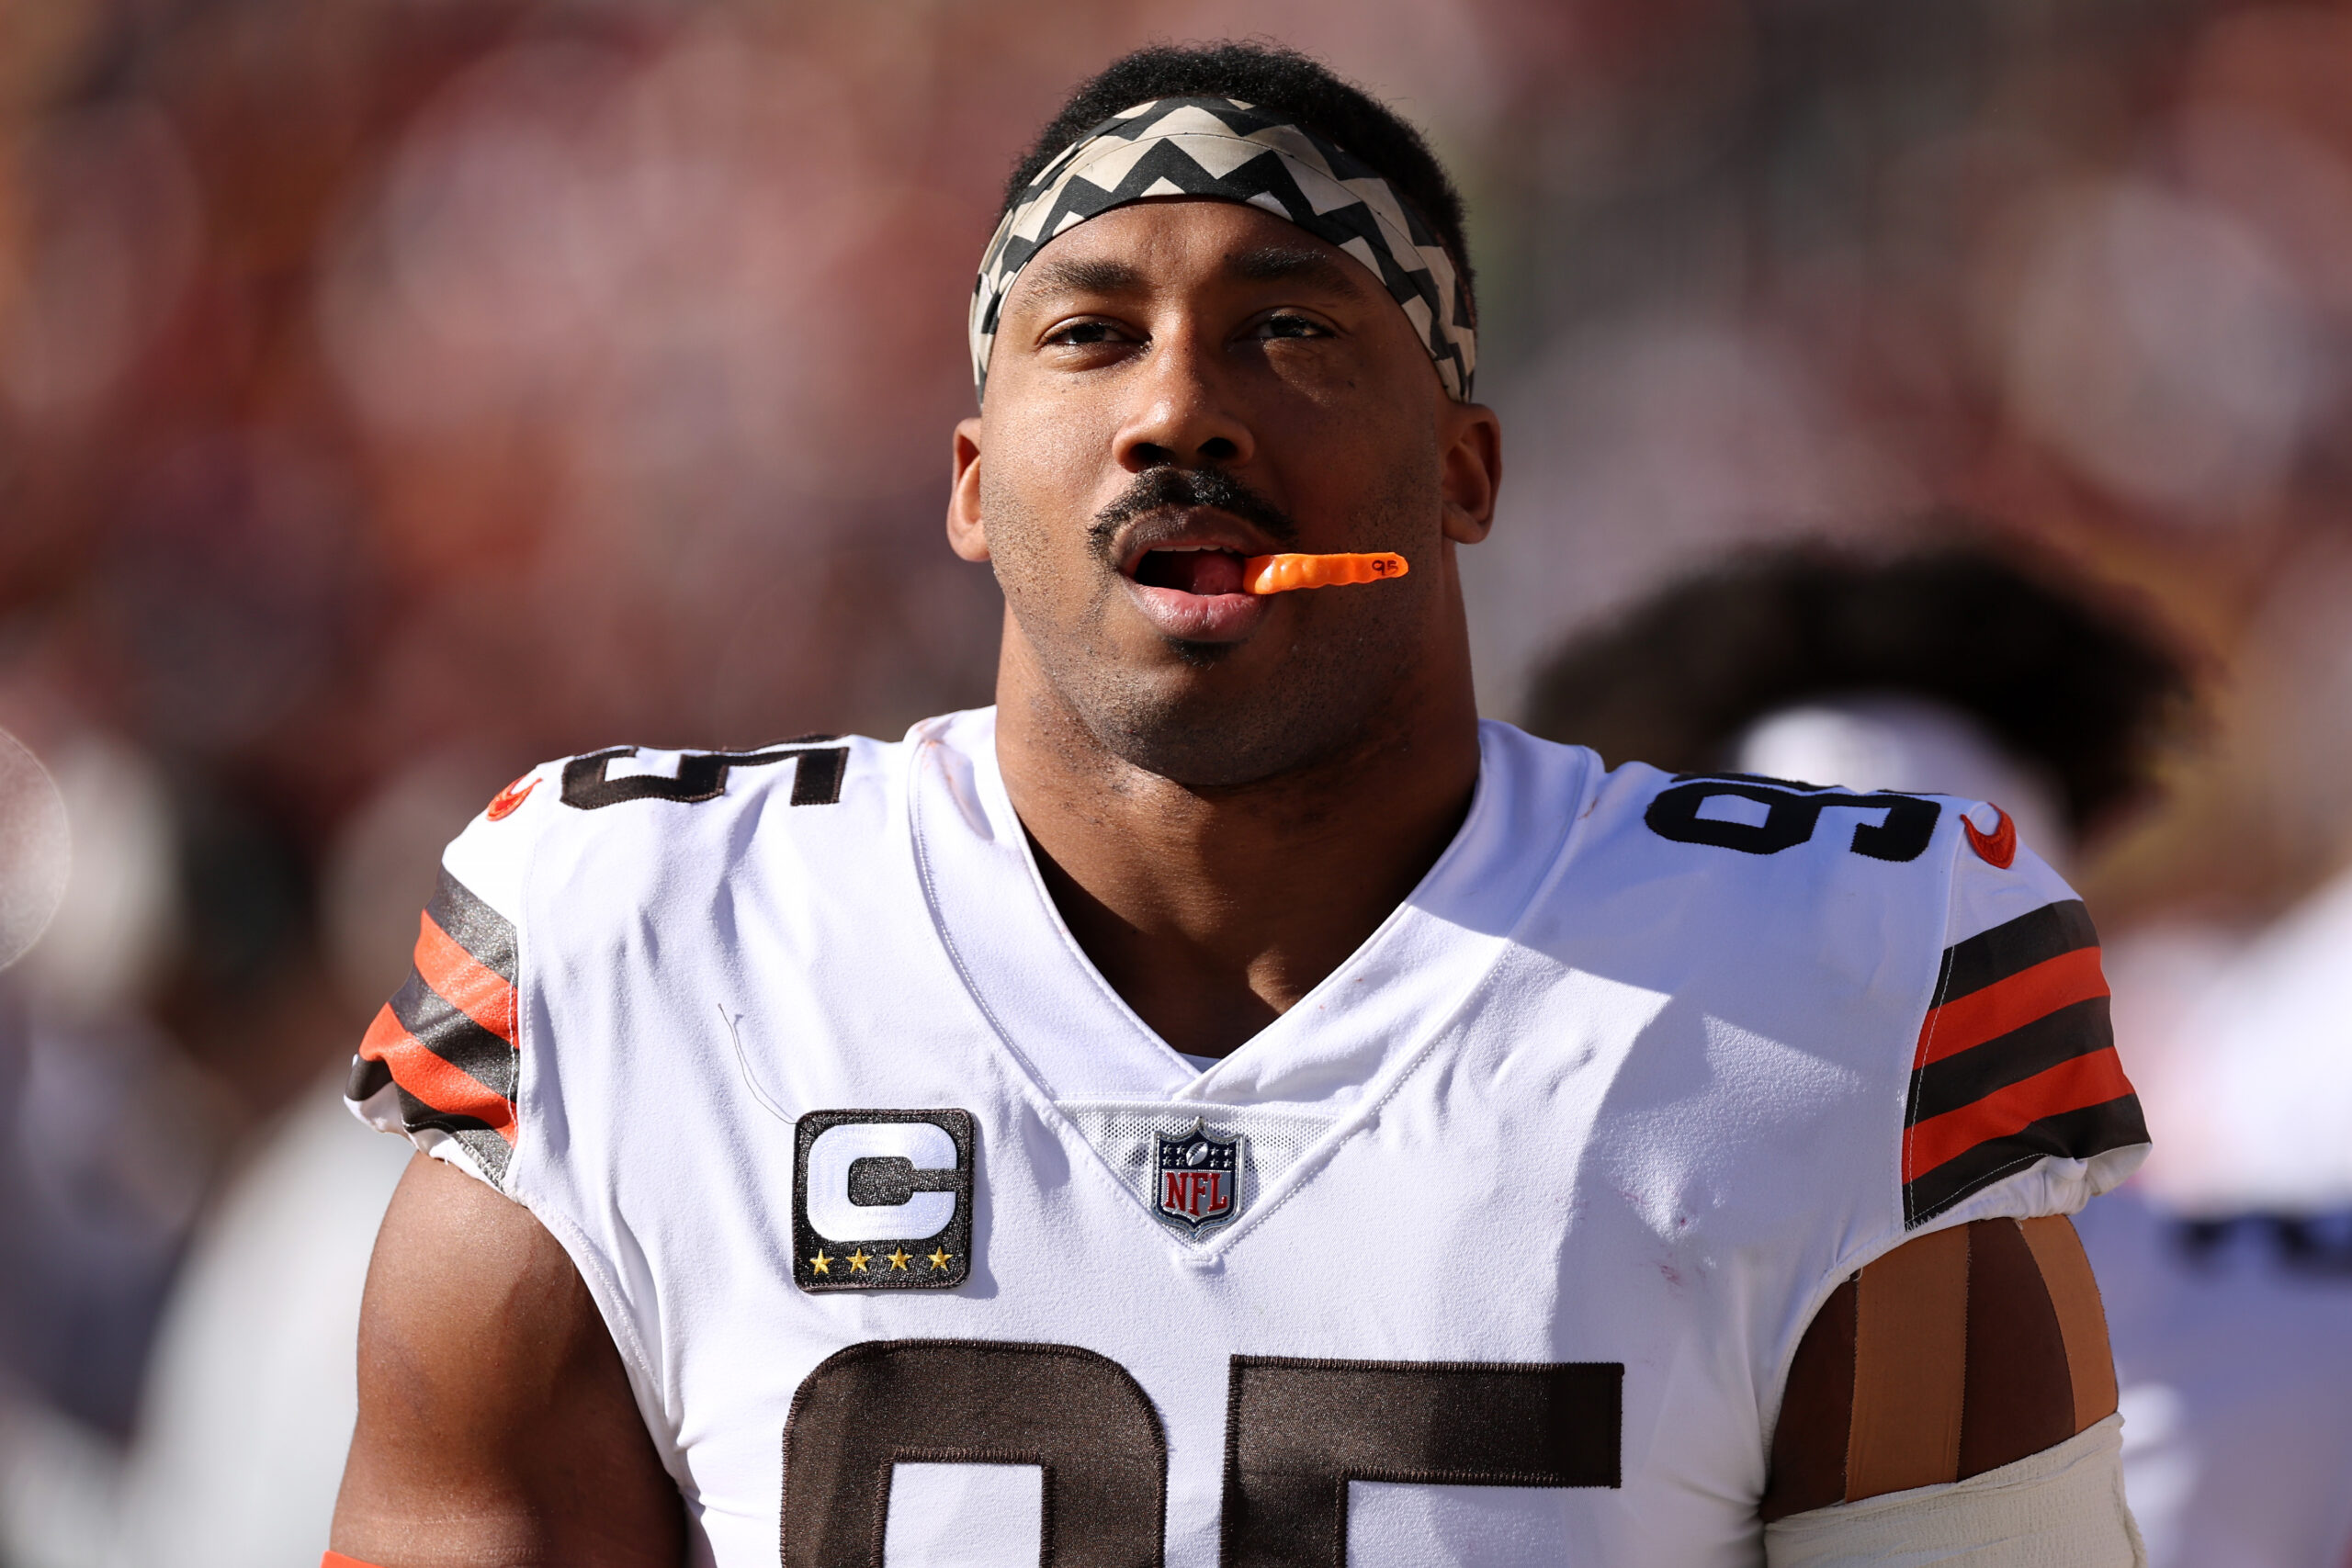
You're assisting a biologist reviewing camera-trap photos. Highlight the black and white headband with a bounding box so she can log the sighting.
[970,96,1476,405]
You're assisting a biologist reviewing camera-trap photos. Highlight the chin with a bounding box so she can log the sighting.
[1165,637,1243,671]
[1088,672,1383,793]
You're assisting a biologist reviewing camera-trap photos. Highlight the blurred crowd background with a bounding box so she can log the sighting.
[2,0,2350,1563]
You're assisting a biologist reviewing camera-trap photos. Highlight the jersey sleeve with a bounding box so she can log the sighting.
[1899,802,2150,1230]
[343,765,546,1195]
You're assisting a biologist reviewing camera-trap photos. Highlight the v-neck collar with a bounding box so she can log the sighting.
[906,708,1585,1119]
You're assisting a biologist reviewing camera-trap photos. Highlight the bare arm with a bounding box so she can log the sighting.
[1761,1214,2141,1563]
[330,1155,687,1567]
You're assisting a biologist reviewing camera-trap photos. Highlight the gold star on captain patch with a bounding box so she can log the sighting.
[886,1248,911,1270]
[928,1248,953,1270]
[808,1250,831,1276]
[846,1249,870,1272]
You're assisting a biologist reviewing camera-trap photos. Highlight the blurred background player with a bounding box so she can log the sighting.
[1524,535,2352,1568]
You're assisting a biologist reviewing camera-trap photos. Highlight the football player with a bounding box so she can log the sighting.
[329,47,2149,1567]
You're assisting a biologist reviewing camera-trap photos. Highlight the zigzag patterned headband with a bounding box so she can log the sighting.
[970,96,1476,405]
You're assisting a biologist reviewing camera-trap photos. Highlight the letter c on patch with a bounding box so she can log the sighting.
[805,1122,958,1241]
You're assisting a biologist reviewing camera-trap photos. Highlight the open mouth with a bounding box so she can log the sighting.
[1130,545,1250,597]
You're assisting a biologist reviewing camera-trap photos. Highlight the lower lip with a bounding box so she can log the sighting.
[1123,580,1270,642]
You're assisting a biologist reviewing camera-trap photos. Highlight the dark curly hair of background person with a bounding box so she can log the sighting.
[1522,531,2199,840]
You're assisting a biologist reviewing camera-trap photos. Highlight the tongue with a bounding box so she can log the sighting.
[1149,551,1246,596]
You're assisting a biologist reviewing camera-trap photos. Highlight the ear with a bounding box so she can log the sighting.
[946,417,990,563]
[1438,400,1502,546]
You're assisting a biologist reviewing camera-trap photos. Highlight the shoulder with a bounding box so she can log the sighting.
[1532,750,2147,1229]
[345,724,930,1192]
[441,728,913,927]
[1546,759,1966,989]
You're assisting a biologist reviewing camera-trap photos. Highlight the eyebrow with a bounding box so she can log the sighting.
[1223,244,1370,297]
[1021,255,1151,299]
[1014,240,1373,306]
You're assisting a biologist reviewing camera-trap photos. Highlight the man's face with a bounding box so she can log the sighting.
[949,198,1499,789]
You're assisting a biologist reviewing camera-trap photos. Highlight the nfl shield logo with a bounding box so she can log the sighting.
[1155,1121,1243,1234]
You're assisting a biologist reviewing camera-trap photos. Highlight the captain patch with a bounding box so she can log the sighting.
[792,1109,974,1292]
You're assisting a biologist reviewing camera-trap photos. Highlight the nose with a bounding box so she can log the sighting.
[1114,328,1255,472]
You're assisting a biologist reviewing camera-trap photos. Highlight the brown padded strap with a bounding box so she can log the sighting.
[1764,1214,2120,1520]
[1846,1221,1970,1497]
[2019,1214,2120,1429]
[1957,1218,2075,1477]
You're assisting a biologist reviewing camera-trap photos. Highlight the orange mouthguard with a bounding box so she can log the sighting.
[1242,552,1410,594]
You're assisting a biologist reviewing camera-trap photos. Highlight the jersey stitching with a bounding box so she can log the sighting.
[1908,1150,2052,1227]
[1901,812,1968,1223]
[1905,959,1957,1218]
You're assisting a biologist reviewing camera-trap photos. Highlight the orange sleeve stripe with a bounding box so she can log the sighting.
[1904,1047,2134,1180]
[1915,946,2109,1069]
[358,1004,517,1142]
[412,909,518,1045]
[322,1555,383,1568]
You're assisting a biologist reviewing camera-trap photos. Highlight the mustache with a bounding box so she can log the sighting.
[1088,467,1300,560]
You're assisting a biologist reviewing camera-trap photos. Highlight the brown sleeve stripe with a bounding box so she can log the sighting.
[351,1005,515,1187]
[1933,899,2098,1003]
[424,866,516,985]
[1903,900,2146,1227]
[2018,1215,2119,1430]
[1910,996,2116,1125]
[345,1053,391,1103]
[344,872,521,1187]
[1916,946,2109,1069]
[1845,1222,1969,1499]
[1908,1032,2134,1174]
[384,963,518,1101]
[411,908,517,1045]
[1904,1097,2148,1228]
[356,1004,515,1142]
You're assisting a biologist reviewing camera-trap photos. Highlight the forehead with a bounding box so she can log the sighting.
[1000,198,1382,310]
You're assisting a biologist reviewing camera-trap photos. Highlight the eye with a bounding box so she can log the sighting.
[1044,319,1134,347]
[1252,313,1332,341]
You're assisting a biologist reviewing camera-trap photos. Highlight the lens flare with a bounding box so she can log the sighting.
[0,728,72,972]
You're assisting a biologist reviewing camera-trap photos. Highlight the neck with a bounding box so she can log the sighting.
[992,620,1483,1062]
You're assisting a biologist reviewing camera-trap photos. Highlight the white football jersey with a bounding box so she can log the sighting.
[348,709,2147,1567]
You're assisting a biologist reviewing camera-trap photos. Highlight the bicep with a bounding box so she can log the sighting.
[331,1154,685,1568]
[1764,1214,2122,1517]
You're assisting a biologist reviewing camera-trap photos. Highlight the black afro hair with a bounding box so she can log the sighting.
[1521,533,2199,840]
[1004,40,1475,323]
